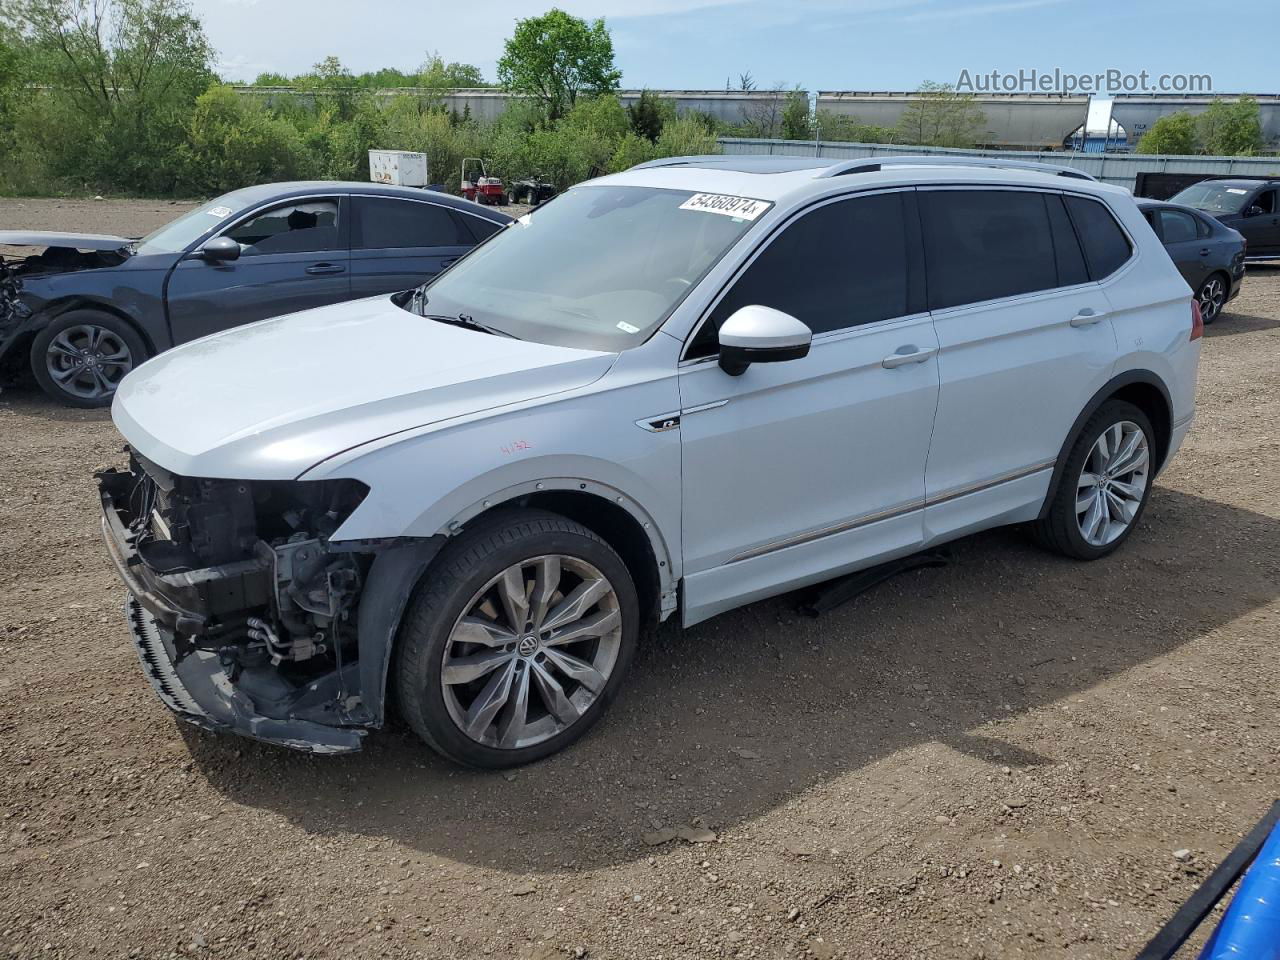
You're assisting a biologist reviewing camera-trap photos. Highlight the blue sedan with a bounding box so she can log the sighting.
[0,182,511,406]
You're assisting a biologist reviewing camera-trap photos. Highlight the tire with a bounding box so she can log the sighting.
[395,509,639,768]
[1195,273,1228,325]
[31,309,147,408]
[1033,400,1156,560]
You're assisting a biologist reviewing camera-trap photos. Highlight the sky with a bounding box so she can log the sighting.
[193,0,1276,96]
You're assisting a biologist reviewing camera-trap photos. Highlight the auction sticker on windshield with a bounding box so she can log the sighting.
[679,193,771,221]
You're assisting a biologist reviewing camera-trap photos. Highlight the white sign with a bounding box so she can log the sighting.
[679,193,771,221]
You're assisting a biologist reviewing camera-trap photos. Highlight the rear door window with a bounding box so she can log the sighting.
[919,190,1058,310]
[1063,195,1133,280]
[1157,209,1200,244]
[459,214,505,243]
[225,199,341,255]
[355,197,471,249]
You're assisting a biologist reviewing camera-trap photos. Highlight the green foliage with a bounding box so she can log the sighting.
[896,81,988,148]
[610,131,655,171]
[417,53,485,89]
[2,0,216,192]
[813,110,897,144]
[1134,100,1263,157]
[1195,97,1264,156]
[0,20,27,151]
[1135,111,1196,155]
[252,71,290,86]
[654,114,720,158]
[627,89,673,142]
[781,89,810,140]
[0,1,725,198]
[497,8,620,122]
[181,85,305,192]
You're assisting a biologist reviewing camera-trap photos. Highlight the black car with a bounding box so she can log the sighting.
[0,182,511,406]
[1137,198,1245,324]
[1168,178,1280,262]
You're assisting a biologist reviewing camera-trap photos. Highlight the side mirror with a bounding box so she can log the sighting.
[1246,205,1266,218]
[717,305,812,377]
[200,236,241,262]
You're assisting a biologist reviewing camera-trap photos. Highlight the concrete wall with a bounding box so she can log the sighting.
[816,91,1089,150]
[718,136,1280,194]
[1110,94,1280,147]
[232,86,803,126]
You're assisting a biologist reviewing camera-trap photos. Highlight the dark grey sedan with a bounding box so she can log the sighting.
[1136,198,1245,325]
[0,182,511,406]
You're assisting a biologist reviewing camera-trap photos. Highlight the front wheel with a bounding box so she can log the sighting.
[31,310,147,408]
[395,510,639,768]
[1033,400,1155,560]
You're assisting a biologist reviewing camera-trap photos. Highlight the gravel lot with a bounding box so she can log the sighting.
[1,197,1278,960]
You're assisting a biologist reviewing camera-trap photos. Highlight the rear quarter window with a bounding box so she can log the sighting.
[1063,195,1132,280]
[919,189,1059,310]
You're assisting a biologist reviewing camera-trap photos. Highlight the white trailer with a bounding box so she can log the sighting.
[368,150,429,187]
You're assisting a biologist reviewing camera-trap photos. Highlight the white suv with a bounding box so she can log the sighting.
[98,155,1202,766]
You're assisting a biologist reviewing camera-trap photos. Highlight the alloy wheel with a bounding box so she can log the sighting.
[45,324,133,401]
[441,555,623,750]
[1075,420,1150,547]
[1198,277,1225,323]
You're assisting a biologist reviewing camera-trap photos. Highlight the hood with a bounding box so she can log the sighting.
[113,296,616,480]
[0,230,132,251]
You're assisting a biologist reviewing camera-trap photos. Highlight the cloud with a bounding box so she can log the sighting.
[899,0,1067,21]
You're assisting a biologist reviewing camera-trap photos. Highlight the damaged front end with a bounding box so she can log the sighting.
[97,451,438,754]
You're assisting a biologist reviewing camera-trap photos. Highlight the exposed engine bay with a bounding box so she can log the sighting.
[97,450,434,753]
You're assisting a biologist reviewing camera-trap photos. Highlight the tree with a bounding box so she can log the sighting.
[1195,97,1264,156]
[252,71,290,86]
[896,81,987,148]
[181,84,304,191]
[497,8,620,122]
[627,89,672,142]
[0,20,27,146]
[417,52,485,89]
[736,84,791,138]
[781,88,810,140]
[3,0,216,190]
[1135,111,1196,155]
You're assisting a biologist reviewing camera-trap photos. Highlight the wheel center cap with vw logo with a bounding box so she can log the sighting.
[517,636,539,657]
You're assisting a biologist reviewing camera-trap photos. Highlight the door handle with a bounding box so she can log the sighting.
[305,263,346,275]
[1069,309,1108,328]
[1199,248,1211,257]
[881,346,935,369]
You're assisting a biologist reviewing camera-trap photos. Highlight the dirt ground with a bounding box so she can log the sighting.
[1,196,1278,960]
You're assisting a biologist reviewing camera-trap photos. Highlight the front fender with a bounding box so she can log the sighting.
[309,368,684,584]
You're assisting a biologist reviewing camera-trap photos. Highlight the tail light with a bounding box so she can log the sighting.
[1190,299,1204,341]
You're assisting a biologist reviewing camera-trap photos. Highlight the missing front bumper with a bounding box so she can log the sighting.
[124,592,366,755]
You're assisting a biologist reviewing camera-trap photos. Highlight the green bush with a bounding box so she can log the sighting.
[655,115,721,157]
[180,86,306,193]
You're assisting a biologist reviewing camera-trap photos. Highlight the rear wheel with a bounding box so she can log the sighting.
[395,510,639,768]
[1034,400,1155,560]
[31,309,146,408]
[1195,273,1227,324]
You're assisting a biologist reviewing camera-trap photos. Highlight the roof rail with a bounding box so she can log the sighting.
[628,155,723,170]
[818,155,1097,182]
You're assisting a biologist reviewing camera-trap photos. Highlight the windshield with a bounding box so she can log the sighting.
[1169,182,1253,214]
[133,190,252,256]
[414,185,770,350]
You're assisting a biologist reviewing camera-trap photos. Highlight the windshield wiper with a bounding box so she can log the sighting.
[423,312,516,338]
[415,290,515,338]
